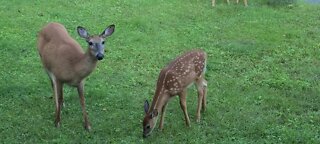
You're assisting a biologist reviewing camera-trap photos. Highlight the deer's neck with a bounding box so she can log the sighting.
[75,48,98,79]
[149,71,169,114]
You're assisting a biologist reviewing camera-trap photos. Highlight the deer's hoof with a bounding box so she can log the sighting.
[84,124,91,131]
[55,121,61,128]
[60,102,65,108]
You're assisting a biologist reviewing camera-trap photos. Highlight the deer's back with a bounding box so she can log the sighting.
[37,22,85,82]
[156,50,207,95]
[38,22,74,49]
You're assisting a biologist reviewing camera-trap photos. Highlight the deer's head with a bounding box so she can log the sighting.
[142,100,158,138]
[77,24,115,60]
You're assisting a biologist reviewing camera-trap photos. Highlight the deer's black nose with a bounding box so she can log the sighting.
[96,53,104,60]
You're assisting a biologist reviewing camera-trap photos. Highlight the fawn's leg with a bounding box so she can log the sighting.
[202,79,208,112]
[179,89,190,126]
[159,103,168,130]
[195,77,208,122]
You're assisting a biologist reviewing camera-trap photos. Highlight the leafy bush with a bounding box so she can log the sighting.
[261,0,297,6]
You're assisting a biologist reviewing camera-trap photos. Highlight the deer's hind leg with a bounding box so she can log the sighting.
[212,0,215,7]
[47,70,64,108]
[201,78,207,112]
[47,71,63,128]
[195,76,207,122]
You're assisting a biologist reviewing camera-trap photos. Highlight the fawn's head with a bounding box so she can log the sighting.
[77,24,115,60]
[142,100,158,138]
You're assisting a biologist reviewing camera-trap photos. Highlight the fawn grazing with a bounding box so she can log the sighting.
[37,22,115,130]
[142,50,208,138]
[212,0,248,7]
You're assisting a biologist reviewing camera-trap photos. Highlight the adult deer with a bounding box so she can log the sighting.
[37,22,115,130]
[142,50,208,138]
[212,0,248,7]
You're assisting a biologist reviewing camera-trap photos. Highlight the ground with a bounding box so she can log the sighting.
[0,0,319,143]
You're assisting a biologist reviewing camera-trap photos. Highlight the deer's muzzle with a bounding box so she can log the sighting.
[96,53,104,60]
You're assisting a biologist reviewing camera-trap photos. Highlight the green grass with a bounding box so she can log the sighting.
[1,0,320,143]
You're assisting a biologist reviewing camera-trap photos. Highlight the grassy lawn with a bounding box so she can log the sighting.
[0,0,320,143]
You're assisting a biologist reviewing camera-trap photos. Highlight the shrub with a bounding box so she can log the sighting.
[264,0,297,6]
[253,0,297,6]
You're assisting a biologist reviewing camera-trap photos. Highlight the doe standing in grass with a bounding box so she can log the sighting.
[37,22,115,130]
[142,50,208,138]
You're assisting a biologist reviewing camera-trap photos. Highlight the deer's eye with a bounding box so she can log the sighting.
[146,125,150,129]
[102,41,105,45]
[88,42,93,46]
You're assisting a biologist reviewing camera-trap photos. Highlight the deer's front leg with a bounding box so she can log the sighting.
[159,103,168,130]
[77,82,91,131]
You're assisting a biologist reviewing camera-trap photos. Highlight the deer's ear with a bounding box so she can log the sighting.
[144,100,149,114]
[151,109,158,118]
[100,24,115,38]
[77,26,89,39]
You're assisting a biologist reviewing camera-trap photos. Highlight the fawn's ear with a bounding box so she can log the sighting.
[144,100,149,114]
[100,24,115,38]
[151,109,158,118]
[77,26,89,39]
